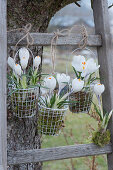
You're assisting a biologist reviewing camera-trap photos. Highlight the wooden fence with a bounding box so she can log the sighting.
[0,0,113,169]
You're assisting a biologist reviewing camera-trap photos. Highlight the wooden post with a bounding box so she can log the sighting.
[93,0,113,169]
[0,0,7,169]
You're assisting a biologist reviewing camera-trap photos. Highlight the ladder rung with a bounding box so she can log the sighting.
[8,143,112,165]
[7,33,102,46]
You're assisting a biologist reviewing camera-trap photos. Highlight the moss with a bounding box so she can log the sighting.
[92,128,110,147]
[69,90,93,113]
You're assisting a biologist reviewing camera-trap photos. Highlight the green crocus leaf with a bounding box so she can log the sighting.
[21,75,27,89]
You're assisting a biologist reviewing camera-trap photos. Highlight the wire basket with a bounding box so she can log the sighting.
[69,86,93,114]
[11,87,38,118]
[38,104,68,136]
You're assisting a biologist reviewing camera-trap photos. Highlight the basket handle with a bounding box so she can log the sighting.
[71,47,96,58]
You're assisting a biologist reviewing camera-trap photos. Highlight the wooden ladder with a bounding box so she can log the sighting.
[0,0,113,169]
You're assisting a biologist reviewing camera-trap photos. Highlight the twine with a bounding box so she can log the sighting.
[69,24,88,49]
[78,25,88,49]
[50,25,88,73]
[7,23,34,56]
[51,29,69,73]
[8,24,88,72]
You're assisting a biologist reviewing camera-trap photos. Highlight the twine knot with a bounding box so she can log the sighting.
[23,23,34,47]
[78,25,88,49]
[8,23,34,55]
[51,25,88,73]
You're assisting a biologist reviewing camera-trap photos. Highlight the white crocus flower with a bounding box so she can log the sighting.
[55,78,84,107]
[57,73,70,93]
[8,57,15,70]
[34,56,41,69]
[20,56,29,70]
[94,83,105,115]
[86,58,100,75]
[72,78,84,92]
[14,64,22,76]
[19,47,30,60]
[72,55,86,72]
[44,76,56,91]
[94,83,105,97]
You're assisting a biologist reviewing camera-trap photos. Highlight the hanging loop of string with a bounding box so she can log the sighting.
[68,24,88,49]
[51,29,69,74]
[8,24,88,73]
[78,25,88,49]
[7,23,34,56]
[50,25,88,74]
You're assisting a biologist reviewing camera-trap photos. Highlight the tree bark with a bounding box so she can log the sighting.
[7,0,79,169]
[7,0,80,31]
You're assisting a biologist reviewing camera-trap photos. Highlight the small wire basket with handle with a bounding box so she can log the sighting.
[38,103,68,136]
[9,48,39,118]
[69,47,98,114]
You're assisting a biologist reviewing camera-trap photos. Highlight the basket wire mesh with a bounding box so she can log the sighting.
[11,87,38,118]
[69,86,93,114]
[38,104,68,136]
[69,47,97,114]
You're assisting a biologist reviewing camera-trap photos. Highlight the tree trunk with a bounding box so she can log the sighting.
[7,46,43,170]
[7,0,79,169]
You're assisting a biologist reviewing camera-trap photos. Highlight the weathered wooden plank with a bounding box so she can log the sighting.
[0,165,4,170]
[93,0,113,170]
[0,0,7,169]
[8,143,112,165]
[7,32,102,46]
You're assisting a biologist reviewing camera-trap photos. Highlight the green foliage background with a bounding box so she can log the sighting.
[42,113,107,170]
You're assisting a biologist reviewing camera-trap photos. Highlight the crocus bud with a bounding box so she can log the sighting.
[94,83,105,97]
[57,73,70,92]
[19,47,29,60]
[8,57,15,70]
[20,57,29,70]
[44,76,56,91]
[34,56,41,68]
[72,78,84,92]
[14,64,22,76]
